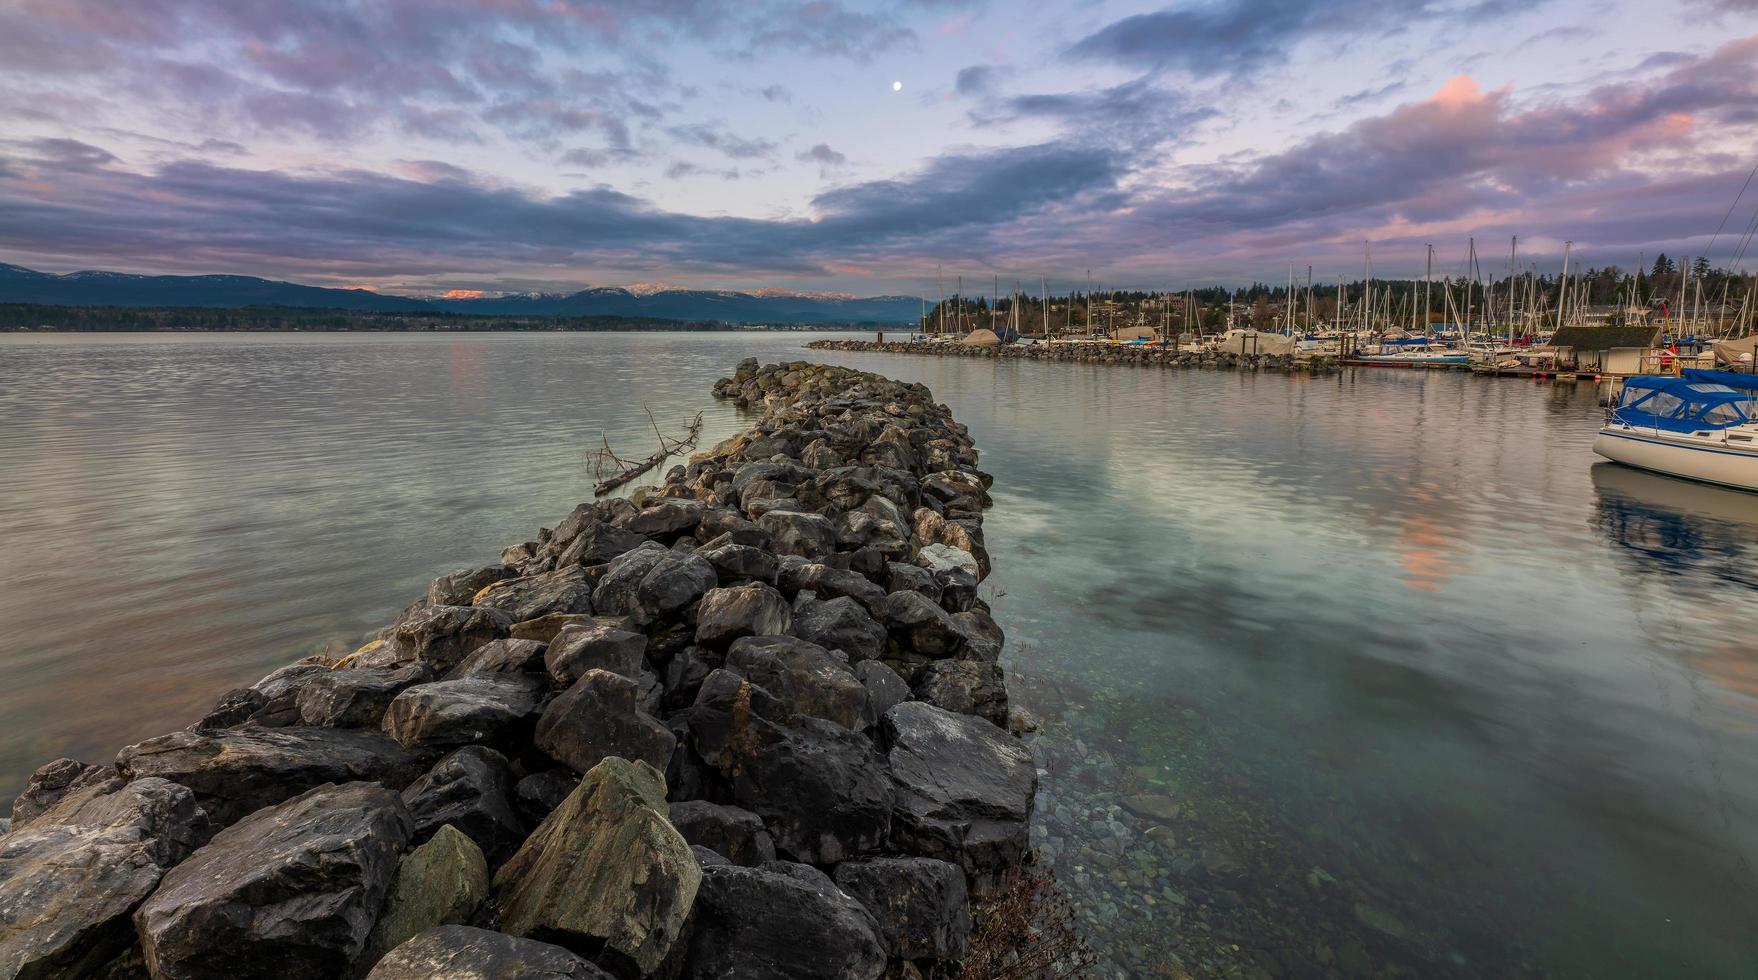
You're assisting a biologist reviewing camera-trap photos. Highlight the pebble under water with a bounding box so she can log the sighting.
[3,331,1756,977]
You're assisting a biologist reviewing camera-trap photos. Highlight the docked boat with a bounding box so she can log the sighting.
[1593,370,1758,492]
[1351,339,1471,366]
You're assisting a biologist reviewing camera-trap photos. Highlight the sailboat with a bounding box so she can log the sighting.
[1594,369,1758,492]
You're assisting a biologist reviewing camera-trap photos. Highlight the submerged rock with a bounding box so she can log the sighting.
[494,759,699,978]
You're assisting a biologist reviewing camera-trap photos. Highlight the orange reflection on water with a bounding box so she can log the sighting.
[1395,486,1463,593]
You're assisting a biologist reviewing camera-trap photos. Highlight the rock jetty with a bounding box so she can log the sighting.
[809,337,1341,373]
[0,359,1034,980]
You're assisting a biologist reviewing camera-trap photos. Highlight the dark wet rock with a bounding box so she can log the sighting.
[832,857,970,962]
[545,622,647,685]
[668,801,776,868]
[871,590,966,664]
[696,509,771,549]
[912,660,1009,727]
[790,593,886,664]
[691,844,731,867]
[756,510,837,558]
[116,727,424,827]
[853,661,911,723]
[680,861,885,980]
[428,564,518,607]
[727,716,892,865]
[0,776,207,979]
[381,675,545,751]
[391,604,515,672]
[555,522,647,569]
[776,562,886,610]
[400,746,524,868]
[251,663,329,699]
[658,645,712,713]
[364,926,610,980]
[933,566,979,613]
[473,566,596,623]
[592,545,716,627]
[725,635,867,731]
[514,770,579,827]
[695,583,792,649]
[494,759,699,978]
[509,613,601,644]
[9,758,104,829]
[883,563,941,603]
[135,782,412,980]
[447,637,549,678]
[883,702,1034,889]
[297,664,435,728]
[617,497,705,542]
[354,825,489,978]
[534,669,675,775]
[191,687,267,731]
[696,541,780,585]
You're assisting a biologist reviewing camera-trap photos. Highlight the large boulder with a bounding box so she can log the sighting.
[756,511,837,559]
[695,584,792,650]
[789,593,886,663]
[353,825,489,978]
[832,857,971,963]
[427,564,518,607]
[296,664,435,728]
[871,590,966,666]
[882,702,1035,889]
[555,522,647,569]
[545,623,647,686]
[728,717,892,865]
[679,861,885,980]
[726,635,867,731]
[380,675,545,752]
[852,661,910,723]
[364,926,610,980]
[389,604,514,672]
[116,727,424,827]
[666,801,775,868]
[0,776,207,979]
[617,497,705,542]
[9,758,106,830]
[399,746,524,868]
[446,638,548,678]
[534,670,674,776]
[776,563,885,611]
[592,546,716,627]
[912,660,1009,728]
[135,782,412,980]
[696,541,779,586]
[494,759,699,978]
[473,566,596,623]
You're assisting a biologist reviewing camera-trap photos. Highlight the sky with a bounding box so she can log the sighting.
[1,0,1756,297]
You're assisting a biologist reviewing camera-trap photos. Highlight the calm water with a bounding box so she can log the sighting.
[3,332,1757,977]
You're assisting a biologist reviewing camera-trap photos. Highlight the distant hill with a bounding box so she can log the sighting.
[0,263,919,323]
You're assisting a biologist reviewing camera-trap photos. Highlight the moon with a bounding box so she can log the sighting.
[891,80,903,92]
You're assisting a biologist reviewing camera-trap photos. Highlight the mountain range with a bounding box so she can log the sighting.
[0,263,921,323]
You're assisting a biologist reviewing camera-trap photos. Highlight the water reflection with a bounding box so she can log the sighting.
[1590,462,1758,587]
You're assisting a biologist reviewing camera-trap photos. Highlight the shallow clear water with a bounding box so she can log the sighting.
[3,332,1756,977]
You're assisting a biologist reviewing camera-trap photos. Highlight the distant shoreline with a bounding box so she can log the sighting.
[0,303,900,333]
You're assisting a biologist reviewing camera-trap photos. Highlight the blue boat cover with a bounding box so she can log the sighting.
[1614,375,1758,432]
[1681,368,1758,391]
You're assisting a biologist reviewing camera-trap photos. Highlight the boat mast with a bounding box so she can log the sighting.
[1557,241,1572,334]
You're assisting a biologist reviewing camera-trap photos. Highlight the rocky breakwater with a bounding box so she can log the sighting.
[0,358,1036,980]
[809,338,1341,373]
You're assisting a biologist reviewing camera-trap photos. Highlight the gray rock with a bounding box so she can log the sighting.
[555,521,647,568]
[790,593,886,663]
[390,604,515,672]
[116,727,424,827]
[617,497,705,542]
[853,660,910,722]
[428,564,518,606]
[912,660,1009,728]
[364,926,609,980]
[353,825,489,979]
[10,758,105,829]
[776,563,886,611]
[533,669,675,775]
[871,590,966,665]
[833,857,971,962]
[725,635,867,731]
[381,675,545,751]
[696,541,779,585]
[545,622,647,685]
[933,566,979,613]
[729,717,892,865]
[251,663,329,699]
[883,701,1035,890]
[883,563,941,603]
[297,664,435,728]
[0,776,207,979]
[135,782,412,980]
[680,861,885,980]
[473,566,596,623]
[446,638,549,678]
[494,759,699,978]
[513,771,578,827]
[756,510,837,558]
[592,545,716,627]
[667,801,776,868]
[400,746,524,868]
[695,583,792,649]
[191,687,268,731]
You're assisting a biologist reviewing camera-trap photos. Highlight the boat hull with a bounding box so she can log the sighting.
[1592,429,1758,493]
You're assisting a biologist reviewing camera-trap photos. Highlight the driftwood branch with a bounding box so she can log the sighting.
[589,409,704,496]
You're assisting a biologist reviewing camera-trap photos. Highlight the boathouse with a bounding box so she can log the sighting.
[1548,325,1661,375]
